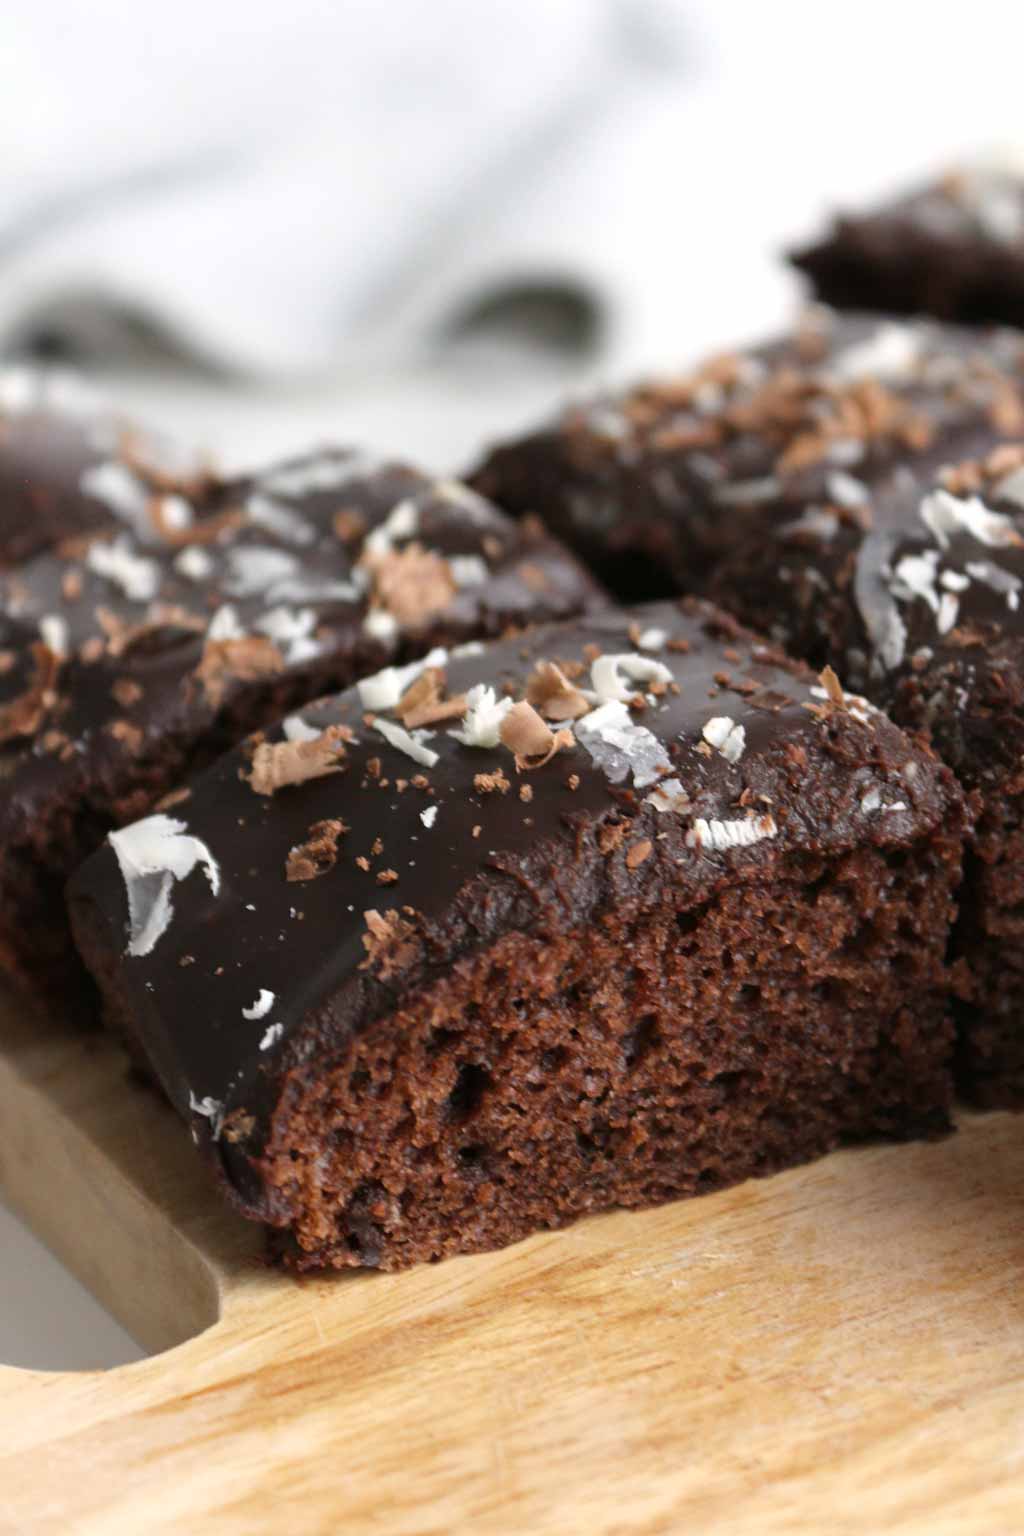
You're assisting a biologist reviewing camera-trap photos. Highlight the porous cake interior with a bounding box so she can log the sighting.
[261,835,960,1271]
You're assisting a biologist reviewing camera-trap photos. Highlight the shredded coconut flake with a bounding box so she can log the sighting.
[364,498,419,557]
[188,1091,224,1134]
[109,814,220,957]
[245,492,315,545]
[831,323,921,383]
[687,815,778,852]
[861,786,882,813]
[282,713,324,743]
[644,778,691,814]
[242,989,275,1021]
[207,604,245,642]
[374,716,439,767]
[826,470,870,509]
[254,605,319,663]
[966,559,1022,608]
[449,554,489,587]
[174,545,214,582]
[937,591,959,634]
[223,545,298,597]
[363,609,399,641]
[80,461,150,531]
[259,1023,284,1052]
[258,452,378,500]
[357,648,447,711]
[39,615,68,656]
[421,805,438,829]
[590,652,673,704]
[920,488,1021,551]
[636,626,667,652]
[701,716,746,763]
[711,476,781,506]
[449,683,514,747]
[86,536,160,602]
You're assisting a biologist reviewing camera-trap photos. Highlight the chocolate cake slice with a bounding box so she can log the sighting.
[0,449,600,996]
[0,365,210,567]
[68,599,966,1271]
[792,157,1024,329]
[469,310,1024,601]
[711,443,1024,1107]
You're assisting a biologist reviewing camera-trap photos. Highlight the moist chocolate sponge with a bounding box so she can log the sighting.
[69,599,966,1271]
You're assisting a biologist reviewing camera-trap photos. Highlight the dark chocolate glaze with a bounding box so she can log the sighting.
[469,310,1024,600]
[0,366,207,566]
[67,598,959,1220]
[0,447,602,990]
[792,164,1024,329]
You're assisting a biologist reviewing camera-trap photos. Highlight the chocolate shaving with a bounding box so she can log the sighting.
[499,701,574,771]
[195,635,284,708]
[360,542,456,627]
[0,642,61,743]
[360,908,417,979]
[244,726,349,795]
[525,660,591,720]
[396,668,468,729]
[286,818,349,882]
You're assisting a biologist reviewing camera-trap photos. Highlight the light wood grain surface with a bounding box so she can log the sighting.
[2,993,1023,1536]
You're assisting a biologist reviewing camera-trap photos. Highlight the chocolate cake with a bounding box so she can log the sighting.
[711,444,1024,1107]
[469,310,1024,601]
[0,449,600,996]
[0,365,209,567]
[68,599,966,1271]
[792,157,1024,329]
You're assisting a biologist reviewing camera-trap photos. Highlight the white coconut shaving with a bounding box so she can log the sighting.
[448,554,490,587]
[108,814,220,957]
[259,1023,284,1052]
[937,591,960,634]
[644,778,691,814]
[919,488,1020,550]
[188,1091,224,1134]
[80,461,150,532]
[940,569,970,591]
[241,989,275,1021]
[590,652,673,704]
[363,498,419,557]
[258,452,377,500]
[254,605,319,663]
[711,476,781,507]
[830,323,921,383]
[421,805,439,829]
[574,700,670,788]
[174,545,214,582]
[357,647,448,711]
[244,492,316,545]
[363,609,399,642]
[891,550,941,613]
[264,576,360,606]
[207,604,245,642]
[39,615,68,655]
[373,716,439,767]
[701,716,746,764]
[860,786,882,813]
[433,479,494,522]
[449,683,514,747]
[686,815,778,852]
[636,626,667,652]
[223,545,298,597]
[826,470,870,509]
[282,714,324,743]
[85,535,160,603]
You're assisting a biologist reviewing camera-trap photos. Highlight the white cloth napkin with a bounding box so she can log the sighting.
[0,0,694,379]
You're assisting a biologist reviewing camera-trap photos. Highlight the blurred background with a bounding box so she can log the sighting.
[4,0,1024,1368]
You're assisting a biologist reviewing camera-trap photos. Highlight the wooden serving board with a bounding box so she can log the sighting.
[2,993,1024,1536]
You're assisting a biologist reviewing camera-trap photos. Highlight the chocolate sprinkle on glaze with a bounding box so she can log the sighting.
[469,309,1024,601]
[70,598,965,1271]
[0,446,600,996]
